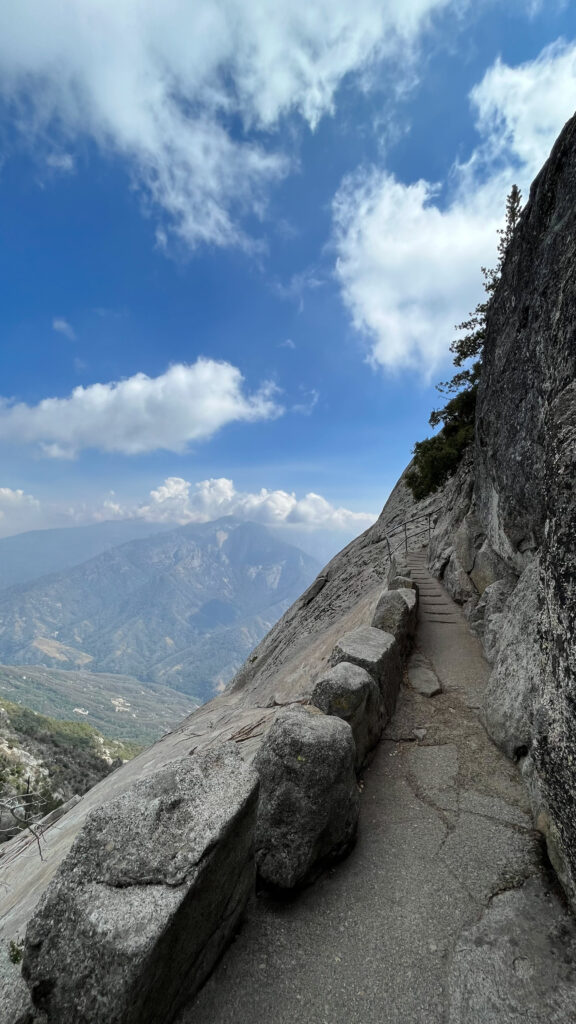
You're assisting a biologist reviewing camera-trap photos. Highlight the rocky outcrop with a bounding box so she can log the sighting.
[427,111,576,905]
[22,749,259,1024]
[448,876,576,1024]
[481,560,541,761]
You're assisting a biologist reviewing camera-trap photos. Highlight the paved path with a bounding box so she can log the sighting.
[178,554,576,1024]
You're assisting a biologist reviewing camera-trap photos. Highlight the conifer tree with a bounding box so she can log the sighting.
[406,185,523,500]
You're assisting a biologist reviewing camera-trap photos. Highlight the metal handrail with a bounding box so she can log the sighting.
[383,506,442,560]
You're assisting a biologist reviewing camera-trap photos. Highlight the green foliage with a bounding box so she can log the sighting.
[0,700,142,835]
[1,700,140,760]
[0,665,194,747]
[8,939,24,965]
[406,186,523,500]
[406,390,476,499]
[7,703,96,750]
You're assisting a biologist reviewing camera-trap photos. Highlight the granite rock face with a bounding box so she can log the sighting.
[481,560,542,760]
[22,749,259,1024]
[254,706,359,888]
[476,113,576,899]
[441,551,479,610]
[468,575,518,663]
[448,876,576,1024]
[428,111,576,903]
[311,662,383,769]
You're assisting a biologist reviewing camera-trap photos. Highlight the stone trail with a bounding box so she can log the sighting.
[177,552,576,1024]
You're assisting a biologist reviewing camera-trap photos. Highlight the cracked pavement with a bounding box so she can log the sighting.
[178,553,576,1024]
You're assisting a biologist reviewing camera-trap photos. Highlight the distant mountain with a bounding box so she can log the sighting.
[0,518,320,702]
[0,520,172,592]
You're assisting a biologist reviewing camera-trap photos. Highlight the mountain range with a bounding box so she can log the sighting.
[0,520,172,591]
[0,517,320,703]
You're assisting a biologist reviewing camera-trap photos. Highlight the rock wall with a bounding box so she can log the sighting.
[428,110,576,904]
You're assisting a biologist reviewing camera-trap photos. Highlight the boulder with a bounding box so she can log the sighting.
[469,539,510,595]
[407,652,442,698]
[388,575,417,591]
[311,663,383,768]
[329,626,402,719]
[371,588,417,654]
[254,706,359,888]
[22,748,259,1024]
[469,575,518,662]
[442,551,478,610]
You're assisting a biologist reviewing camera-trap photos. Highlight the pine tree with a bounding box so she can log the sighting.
[406,185,523,499]
[437,183,523,400]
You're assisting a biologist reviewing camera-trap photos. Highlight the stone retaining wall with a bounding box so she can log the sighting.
[9,573,419,1023]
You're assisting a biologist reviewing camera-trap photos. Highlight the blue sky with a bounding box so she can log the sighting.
[0,0,575,549]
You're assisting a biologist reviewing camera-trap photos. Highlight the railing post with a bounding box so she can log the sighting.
[428,513,432,544]
[404,522,408,554]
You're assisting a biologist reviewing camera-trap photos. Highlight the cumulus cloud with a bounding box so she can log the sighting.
[0,477,375,540]
[0,487,40,518]
[0,0,466,250]
[133,476,376,531]
[52,317,76,340]
[0,359,281,457]
[0,487,43,537]
[334,39,576,376]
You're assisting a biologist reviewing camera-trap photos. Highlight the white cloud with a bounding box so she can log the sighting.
[0,359,282,457]
[52,317,76,340]
[0,487,43,537]
[273,268,326,310]
[0,0,466,250]
[0,477,375,539]
[0,487,40,519]
[466,39,576,183]
[334,171,497,374]
[333,39,576,376]
[292,388,320,416]
[133,476,376,532]
[45,152,74,173]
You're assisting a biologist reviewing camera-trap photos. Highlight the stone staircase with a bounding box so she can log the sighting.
[404,551,461,624]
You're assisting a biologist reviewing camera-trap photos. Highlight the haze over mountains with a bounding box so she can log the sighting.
[0,517,320,704]
[0,520,174,591]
